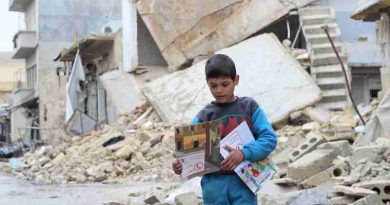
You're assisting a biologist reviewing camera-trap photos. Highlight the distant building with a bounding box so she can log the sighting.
[0,52,25,103]
[328,0,382,105]
[351,0,390,97]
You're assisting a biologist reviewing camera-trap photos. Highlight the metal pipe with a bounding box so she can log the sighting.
[321,25,366,125]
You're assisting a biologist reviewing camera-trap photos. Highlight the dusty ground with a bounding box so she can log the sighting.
[0,171,181,205]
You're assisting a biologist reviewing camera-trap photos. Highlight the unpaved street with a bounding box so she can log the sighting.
[0,173,180,205]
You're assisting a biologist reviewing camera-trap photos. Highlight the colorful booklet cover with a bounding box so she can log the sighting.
[219,121,278,194]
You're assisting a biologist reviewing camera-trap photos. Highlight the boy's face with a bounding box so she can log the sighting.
[207,75,239,103]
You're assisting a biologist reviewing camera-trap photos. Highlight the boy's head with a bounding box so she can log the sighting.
[205,54,239,103]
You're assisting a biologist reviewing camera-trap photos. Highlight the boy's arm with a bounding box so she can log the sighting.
[240,107,277,162]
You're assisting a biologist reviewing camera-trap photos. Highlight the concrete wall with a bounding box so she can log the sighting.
[35,0,122,141]
[351,67,381,105]
[10,107,34,144]
[137,13,167,66]
[25,0,37,31]
[327,0,376,43]
[39,70,67,143]
[96,32,123,74]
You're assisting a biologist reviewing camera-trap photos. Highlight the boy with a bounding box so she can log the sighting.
[172,54,277,205]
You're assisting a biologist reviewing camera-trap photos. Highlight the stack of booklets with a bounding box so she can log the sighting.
[174,120,278,194]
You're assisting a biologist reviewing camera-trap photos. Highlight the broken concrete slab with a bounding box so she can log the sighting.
[174,192,200,205]
[289,132,325,162]
[136,0,316,70]
[144,194,160,204]
[257,190,305,205]
[317,140,353,157]
[303,106,332,124]
[352,180,390,200]
[352,145,389,163]
[322,125,355,142]
[272,178,297,186]
[100,70,142,124]
[300,162,350,188]
[351,194,385,205]
[287,149,337,182]
[330,196,356,205]
[301,122,321,133]
[334,185,377,197]
[285,190,332,205]
[143,34,322,124]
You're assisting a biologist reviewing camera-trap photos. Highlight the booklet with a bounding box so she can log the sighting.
[174,120,223,180]
[174,120,277,192]
[219,121,278,194]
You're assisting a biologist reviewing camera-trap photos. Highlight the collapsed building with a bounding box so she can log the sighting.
[8,0,122,145]
[2,0,390,204]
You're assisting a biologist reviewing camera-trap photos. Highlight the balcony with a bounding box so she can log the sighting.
[12,31,37,59]
[9,0,32,12]
[12,88,35,108]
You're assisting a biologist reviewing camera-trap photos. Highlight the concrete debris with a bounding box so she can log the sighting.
[317,140,353,157]
[143,33,322,125]
[272,178,297,186]
[321,124,355,142]
[333,185,377,197]
[2,111,179,185]
[301,122,321,133]
[350,194,385,205]
[102,202,126,205]
[289,132,325,162]
[144,194,160,205]
[330,196,356,205]
[352,144,390,163]
[287,149,337,182]
[300,162,350,188]
[285,190,331,205]
[302,106,332,124]
[136,0,315,70]
[352,180,390,200]
[174,192,200,205]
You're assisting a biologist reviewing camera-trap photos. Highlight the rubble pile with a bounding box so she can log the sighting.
[0,96,386,204]
[270,100,390,204]
[2,104,181,185]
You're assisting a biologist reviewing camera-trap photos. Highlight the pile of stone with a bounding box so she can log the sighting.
[4,109,180,184]
[268,100,390,204]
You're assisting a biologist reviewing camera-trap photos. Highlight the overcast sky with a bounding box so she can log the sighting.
[0,1,18,52]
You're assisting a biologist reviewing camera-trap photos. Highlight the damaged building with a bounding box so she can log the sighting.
[2,0,390,204]
[8,0,122,145]
[0,53,25,145]
[352,0,390,97]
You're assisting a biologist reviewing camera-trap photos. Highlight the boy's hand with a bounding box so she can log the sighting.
[220,145,244,171]
[172,159,182,175]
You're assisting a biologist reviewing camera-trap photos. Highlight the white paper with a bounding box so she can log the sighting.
[220,121,254,158]
[179,150,205,179]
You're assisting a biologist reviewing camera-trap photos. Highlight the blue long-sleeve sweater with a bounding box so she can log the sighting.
[192,97,277,162]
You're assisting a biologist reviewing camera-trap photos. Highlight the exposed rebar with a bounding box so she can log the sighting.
[321,25,366,125]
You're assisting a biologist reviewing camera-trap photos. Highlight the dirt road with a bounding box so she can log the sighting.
[0,173,180,205]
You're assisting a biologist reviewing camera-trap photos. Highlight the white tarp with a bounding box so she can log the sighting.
[65,51,85,122]
[143,34,322,124]
[66,110,96,135]
[355,89,390,146]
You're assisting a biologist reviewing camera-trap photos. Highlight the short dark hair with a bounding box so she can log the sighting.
[205,54,236,80]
